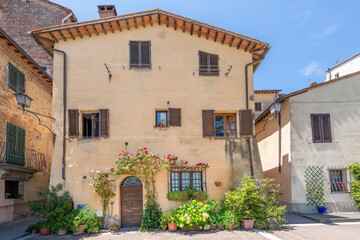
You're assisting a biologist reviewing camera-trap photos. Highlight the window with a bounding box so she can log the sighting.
[215,113,236,137]
[335,73,339,78]
[6,122,25,167]
[129,41,151,68]
[156,111,167,127]
[8,63,25,93]
[329,169,349,193]
[311,114,332,143]
[255,102,262,112]
[5,180,23,199]
[170,171,203,191]
[199,51,219,75]
[82,112,99,138]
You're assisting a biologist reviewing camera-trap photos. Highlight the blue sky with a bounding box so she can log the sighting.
[52,0,360,93]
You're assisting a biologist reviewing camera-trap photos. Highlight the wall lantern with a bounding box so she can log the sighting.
[14,92,56,139]
[270,102,282,115]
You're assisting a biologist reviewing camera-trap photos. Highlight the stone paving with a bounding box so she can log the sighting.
[0,217,37,240]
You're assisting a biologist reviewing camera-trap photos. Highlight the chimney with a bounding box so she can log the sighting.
[98,5,117,18]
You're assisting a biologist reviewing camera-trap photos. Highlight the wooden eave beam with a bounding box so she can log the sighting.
[214,31,218,42]
[244,41,252,52]
[190,22,194,35]
[48,31,58,43]
[221,34,226,44]
[174,18,177,30]
[249,43,257,53]
[133,17,138,29]
[91,25,99,35]
[116,21,122,31]
[84,26,91,37]
[58,30,67,41]
[182,21,186,32]
[125,19,130,30]
[206,28,210,39]
[66,29,75,40]
[166,16,169,27]
[109,22,114,33]
[229,36,235,47]
[142,16,145,27]
[237,39,243,49]
[100,23,107,34]
[75,27,83,38]
[198,26,202,37]
[149,15,153,26]
[36,35,55,44]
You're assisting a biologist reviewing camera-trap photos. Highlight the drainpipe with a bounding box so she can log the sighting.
[39,44,67,180]
[244,47,270,177]
[62,12,73,25]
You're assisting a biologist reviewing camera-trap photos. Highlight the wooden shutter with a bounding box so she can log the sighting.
[210,54,219,74]
[68,109,79,137]
[141,41,151,67]
[239,109,253,136]
[6,122,17,146]
[99,109,109,137]
[311,114,322,143]
[169,108,181,126]
[255,103,262,111]
[8,63,17,91]
[199,51,208,74]
[18,71,25,93]
[322,114,332,142]
[202,110,215,137]
[130,41,139,67]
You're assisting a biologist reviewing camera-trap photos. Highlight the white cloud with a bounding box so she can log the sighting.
[312,25,339,39]
[301,61,323,77]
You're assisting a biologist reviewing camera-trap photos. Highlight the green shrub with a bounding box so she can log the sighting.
[193,191,208,201]
[350,163,360,207]
[167,189,208,201]
[140,201,162,230]
[159,211,173,227]
[72,207,100,233]
[167,191,190,201]
[47,202,72,233]
[34,221,51,232]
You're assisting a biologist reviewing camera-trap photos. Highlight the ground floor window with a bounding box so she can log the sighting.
[170,171,204,191]
[5,180,23,199]
[329,169,349,193]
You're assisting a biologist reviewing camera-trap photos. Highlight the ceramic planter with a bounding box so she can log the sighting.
[167,223,177,231]
[242,219,255,230]
[111,227,119,231]
[317,206,328,214]
[40,227,51,235]
[73,225,86,235]
[161,227,167,231]
[58,229,68,235]
[209,225,217,230]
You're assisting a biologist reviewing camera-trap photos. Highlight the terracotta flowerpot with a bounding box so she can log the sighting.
[32,229,36,234]
[215,181,221,187]
[111,227,119,231]
[73,225,86,235]
[168,223,177,232]
[161,227,167,231]
[219,224,224,230]
[242,219,255,230]
[58,229,68,235]
[209,225,217,230]
[40,227,51,235]
[191,226,199,230]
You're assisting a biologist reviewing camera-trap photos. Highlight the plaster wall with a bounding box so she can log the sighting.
[254,92,277,118]
[325,54,360,81]
[50,25,263,225]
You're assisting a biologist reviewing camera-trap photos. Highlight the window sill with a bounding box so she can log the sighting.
[199,73,220,76]
[154,126,168,130]
[129,66,152,70]
[79,137,101,140]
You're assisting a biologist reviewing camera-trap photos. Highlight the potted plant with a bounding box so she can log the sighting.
[37,221,51,235]
[305,175,327,214]
[72,207,100,235]
[110,224,119,231]
[5,193,11,199]
[161,211,177,231]
[242,211,256,230]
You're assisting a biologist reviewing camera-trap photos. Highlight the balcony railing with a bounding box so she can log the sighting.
[0,142,47,171]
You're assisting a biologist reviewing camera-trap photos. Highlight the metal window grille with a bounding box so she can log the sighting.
[329,169,349,193]
[167,167,207,192]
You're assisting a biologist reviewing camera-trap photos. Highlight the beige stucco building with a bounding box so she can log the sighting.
[31,8,270,227]
[0,28,52,223]
[254,90,281,119]
[255,72,360,213]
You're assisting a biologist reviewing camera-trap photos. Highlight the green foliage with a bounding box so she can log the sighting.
[47,201,72,233]
[215,209,238,230]
[111,224,119,228]
[350,163,360,207]
[193,191,208,201]
[224,176,286,229]
[27,184,72,220]
[89,170,116,221]
[140,201,162,230]
[34,221,51,231]
[167,191,190,201]
[72,207,100,233]
[171,200,219,229]
[305,169,325,207]
[159,211,173,227]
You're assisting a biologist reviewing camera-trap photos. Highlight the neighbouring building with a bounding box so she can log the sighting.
[0,27,53,223]
[0,0,77,74]
[255,73,360,213]
[324,52,360,82]
[31,7,270,227]
[254,89,281,118]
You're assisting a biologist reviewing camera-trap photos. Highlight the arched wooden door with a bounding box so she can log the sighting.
[120,176,143,227]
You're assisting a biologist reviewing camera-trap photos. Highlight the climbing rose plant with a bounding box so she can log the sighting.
[89,170,116,224]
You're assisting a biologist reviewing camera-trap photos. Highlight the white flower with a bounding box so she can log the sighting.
[179,223,184,228]
[202,213,209,219]
[204,225,210,230]
[96,170,101,173]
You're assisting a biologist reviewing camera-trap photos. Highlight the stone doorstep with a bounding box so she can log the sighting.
[299,213,360,223]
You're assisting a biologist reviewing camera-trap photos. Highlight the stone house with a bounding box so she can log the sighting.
[31,7,269,227]
[255,73,360,213]
[0,27,53,223]
[324,52,360,82]
[0,0,77,74]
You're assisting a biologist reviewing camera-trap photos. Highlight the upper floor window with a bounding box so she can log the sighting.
[68,109,109,138]
[198,51,219,75]
[82,112,100,138]
[215,113,236,138]
[8,63,25,93]
[156,111,167,127]
[311,114,332,143]
[129,41,151,68]
[255,102,262,112]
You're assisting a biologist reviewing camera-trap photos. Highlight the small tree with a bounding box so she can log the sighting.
[349,163,360,207]
[89,170,116,226]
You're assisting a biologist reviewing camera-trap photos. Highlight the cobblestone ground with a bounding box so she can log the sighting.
[26,229,266,240]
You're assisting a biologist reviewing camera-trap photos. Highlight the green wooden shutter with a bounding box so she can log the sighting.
[18,71,25,93]
[6,123,25,166]
[16,127,25,166]
[8,63,17,92]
